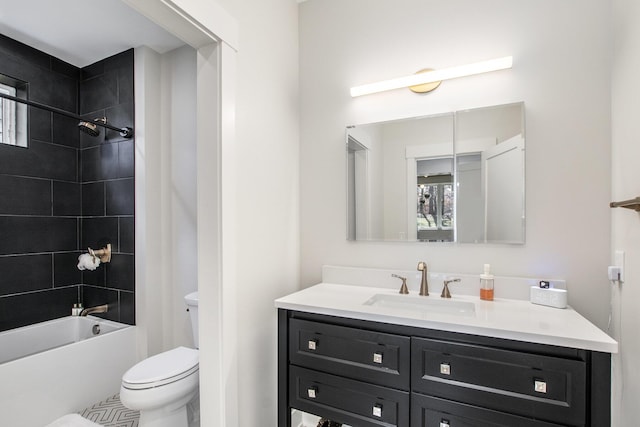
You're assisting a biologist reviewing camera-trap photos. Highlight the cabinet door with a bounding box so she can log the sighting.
[411,337,586,426]
[290,365,410,427]
[290,318,410,390]
[411,394,565,427]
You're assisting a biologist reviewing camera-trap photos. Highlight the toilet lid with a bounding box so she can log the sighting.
[122,347,199,389]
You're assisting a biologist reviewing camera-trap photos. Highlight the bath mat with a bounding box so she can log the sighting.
[45,414,103,427]
[79,394,139,427]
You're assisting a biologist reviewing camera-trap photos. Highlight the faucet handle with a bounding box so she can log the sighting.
[441,278,461,298]
[391,274,409,294]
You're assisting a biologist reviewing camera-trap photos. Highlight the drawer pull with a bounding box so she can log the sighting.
[534,380,547,394]
[307,386,318,398]
[307,339,318,351]
[373,352,383,364]
[440,362,451,375]
[440,420,450,427]
[372,404,382,417]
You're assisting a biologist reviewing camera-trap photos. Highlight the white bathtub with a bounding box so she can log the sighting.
[0,316,137,427]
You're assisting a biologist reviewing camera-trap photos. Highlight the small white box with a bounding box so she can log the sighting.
[530,286,567,309]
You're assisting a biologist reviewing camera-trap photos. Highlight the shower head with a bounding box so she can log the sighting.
[78,117,133,139]
[78,121,100,137]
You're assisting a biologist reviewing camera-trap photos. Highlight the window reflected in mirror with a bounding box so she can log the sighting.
[417,169,453,242]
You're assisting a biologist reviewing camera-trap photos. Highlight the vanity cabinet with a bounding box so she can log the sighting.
[278,310,611,427]
[411,337,586,426]
[289,318,410,390]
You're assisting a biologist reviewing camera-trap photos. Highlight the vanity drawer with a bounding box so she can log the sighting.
[290,365,410,427]
[411,394,565,427]
[289,318,410,390]
[411,337,586,426]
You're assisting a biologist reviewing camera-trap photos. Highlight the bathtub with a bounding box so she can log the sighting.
[0,316,137,427]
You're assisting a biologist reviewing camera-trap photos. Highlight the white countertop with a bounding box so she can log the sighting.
[275,283,618,353]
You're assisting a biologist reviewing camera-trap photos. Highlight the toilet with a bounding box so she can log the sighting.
[120,292,200,427]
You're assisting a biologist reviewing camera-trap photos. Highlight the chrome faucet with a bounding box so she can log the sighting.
[417,261,429,296]
[392,274,409,294]
[441,278,461,299]
[80,304,109,317]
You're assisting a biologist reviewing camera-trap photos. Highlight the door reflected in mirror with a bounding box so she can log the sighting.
[346,102,525,244]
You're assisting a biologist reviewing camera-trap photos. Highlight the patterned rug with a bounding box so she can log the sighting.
[79,394,139,427]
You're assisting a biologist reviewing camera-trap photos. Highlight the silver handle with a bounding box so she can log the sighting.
[307,387,317,398]
[534,380,547,393]
[440,362,451,375]
[440,420,450,427]
[373,352,383,364]
[372,404,382,417]
[307,339,317,350]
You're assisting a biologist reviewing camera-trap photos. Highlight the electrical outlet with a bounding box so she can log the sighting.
[608,266,622,282]
[615,250,625,282]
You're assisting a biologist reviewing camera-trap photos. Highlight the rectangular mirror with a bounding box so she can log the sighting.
[346,102,525,243]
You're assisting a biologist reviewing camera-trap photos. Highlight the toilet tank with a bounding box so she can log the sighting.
[184,292,199,348]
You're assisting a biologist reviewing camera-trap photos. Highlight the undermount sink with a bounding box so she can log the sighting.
[363,293,476,316]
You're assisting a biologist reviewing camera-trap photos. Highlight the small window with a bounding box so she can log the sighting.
[0,82,17,145]
[0,76,27,148]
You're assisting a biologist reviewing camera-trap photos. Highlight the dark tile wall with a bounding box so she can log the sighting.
[0,34,81,332]
[79,49,135,326]
[0,34,135,332]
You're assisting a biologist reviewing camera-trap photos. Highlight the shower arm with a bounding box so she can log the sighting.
[0,91,133,138]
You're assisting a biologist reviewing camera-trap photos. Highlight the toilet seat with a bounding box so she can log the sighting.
[122,346,199,390]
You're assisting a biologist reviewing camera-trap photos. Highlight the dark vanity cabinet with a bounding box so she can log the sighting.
[278,309,611,427]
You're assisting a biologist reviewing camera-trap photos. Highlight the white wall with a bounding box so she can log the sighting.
[134,46,162,360]
[299,0,612,330]
[206,0,300,425]
[162,46,199,349]
[135,45,198,356]
[611,0,640,425]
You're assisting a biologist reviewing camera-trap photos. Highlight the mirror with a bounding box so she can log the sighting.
[346,102,525,243]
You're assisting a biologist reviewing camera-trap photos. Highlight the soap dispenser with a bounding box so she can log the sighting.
[480,264,494,301]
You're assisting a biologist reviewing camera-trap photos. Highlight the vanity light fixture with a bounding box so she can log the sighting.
[350,56,513,97]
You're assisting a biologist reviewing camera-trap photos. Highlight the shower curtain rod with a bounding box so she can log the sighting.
[0,91,133,138]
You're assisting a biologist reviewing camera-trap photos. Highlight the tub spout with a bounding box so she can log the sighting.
[80,304,109,317]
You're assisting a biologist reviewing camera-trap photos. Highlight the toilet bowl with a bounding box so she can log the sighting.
[120,346,199,427]
[120,292,200,427]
